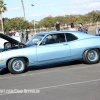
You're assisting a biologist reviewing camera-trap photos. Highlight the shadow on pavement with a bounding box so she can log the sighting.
[0,60,83,75]
[0,68,10,75]
[27,60,83,72]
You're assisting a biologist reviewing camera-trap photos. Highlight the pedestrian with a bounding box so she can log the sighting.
[69,23,76,31]
[25,31,28,42]
[55,21,61,31]
[21,31,24,43]
[84,26,88,33]
[15,30,20,36]
[78,23,85,32]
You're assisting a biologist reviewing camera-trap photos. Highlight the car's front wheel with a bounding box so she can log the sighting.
[83,49,100,64]
[4,42,11,48]
[8,58,26,74]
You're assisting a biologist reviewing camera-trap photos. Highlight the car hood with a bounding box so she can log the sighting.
[0,33,24,45]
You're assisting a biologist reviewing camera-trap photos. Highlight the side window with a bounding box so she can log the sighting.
[42,33,66,45]
[45,35,56,44]
[65,33,78,42]
[56,34,65,43]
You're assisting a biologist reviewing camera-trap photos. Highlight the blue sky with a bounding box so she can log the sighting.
[3,0,100,22]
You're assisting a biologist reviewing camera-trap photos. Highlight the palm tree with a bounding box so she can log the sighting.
[0,0,7,34]
[21,0,26,20]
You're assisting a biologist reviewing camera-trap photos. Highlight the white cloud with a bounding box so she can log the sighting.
[61,0,100,14]
[86,2,100,8]
[26,12,50,19]
[8,7,21,12]
[32,0,100,21]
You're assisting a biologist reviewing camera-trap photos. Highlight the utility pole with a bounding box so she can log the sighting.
[31,4,36,34]
[21,0,26,20]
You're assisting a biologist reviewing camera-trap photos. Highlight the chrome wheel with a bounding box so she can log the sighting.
[83,49,100,64]
[87,50,98,62]
[8,58,26,74]
[12,60,24,72]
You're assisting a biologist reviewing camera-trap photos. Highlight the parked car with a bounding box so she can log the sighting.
[0,35,21,48]
[0,31,100,74]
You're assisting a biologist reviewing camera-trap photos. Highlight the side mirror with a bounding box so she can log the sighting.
[95,28,100,36]
[32,39,40,45]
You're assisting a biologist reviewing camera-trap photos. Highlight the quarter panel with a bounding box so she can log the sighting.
[69,37,100,60]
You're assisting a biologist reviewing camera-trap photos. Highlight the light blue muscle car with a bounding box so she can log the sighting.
[0,30,100,74]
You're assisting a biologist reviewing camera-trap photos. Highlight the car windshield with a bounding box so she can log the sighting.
[26,34,45,45]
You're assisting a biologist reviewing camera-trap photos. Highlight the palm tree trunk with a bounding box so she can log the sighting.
[0,9,4,34]
[21,0,26,20]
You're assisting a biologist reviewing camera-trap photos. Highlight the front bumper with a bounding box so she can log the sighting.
[0,61,6,68]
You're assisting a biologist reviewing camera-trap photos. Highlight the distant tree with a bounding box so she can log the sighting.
[54,16,66,26]
[39,16,55,27]
[4,17,30,31]
[2,9,100,32]
[87,10,100,25]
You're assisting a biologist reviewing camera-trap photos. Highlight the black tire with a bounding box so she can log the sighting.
[4,42,11,48]
[8,58,26,74]
[83,49,100,64]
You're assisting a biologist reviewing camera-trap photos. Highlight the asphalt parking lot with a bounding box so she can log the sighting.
[0,30,100,100]
[0,61,100,100]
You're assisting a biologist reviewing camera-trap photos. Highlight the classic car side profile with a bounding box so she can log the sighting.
[0,30,100,74]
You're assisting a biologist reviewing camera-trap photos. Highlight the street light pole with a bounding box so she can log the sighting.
[21,0,26,20]
[31,4,36,34]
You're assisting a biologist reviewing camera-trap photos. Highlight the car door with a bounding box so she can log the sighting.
[36,33,71,64]
[65,33,79,60]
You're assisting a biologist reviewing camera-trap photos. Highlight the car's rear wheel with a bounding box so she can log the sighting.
[8,58,26,74]
[83,49,100,64]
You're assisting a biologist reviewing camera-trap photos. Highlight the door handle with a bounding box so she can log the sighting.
[63,43,68,45]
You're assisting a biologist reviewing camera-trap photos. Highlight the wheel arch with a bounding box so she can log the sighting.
[82,48,100,56]
[6,56,29,68]
[4,42,10,47]
[82,48,100,64]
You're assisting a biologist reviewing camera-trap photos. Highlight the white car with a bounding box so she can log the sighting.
[0,34,21,48]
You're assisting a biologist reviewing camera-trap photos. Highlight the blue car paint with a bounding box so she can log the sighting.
[36,42,71,65]
[0,31,100,69]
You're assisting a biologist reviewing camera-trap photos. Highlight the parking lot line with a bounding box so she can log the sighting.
[0,78,100,96]
[36,78,100,90]
[0,64,99,80]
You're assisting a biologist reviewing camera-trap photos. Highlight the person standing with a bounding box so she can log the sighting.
[21,31,25,43]
[25,31,28,42]
[55,21,61,31]
[15,31,20,36]
[84,26,88,33]
[78,23,85,32]
[69,23,76,31]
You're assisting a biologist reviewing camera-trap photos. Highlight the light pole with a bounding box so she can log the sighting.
[31,4,36,34]
[21,0,26,20]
